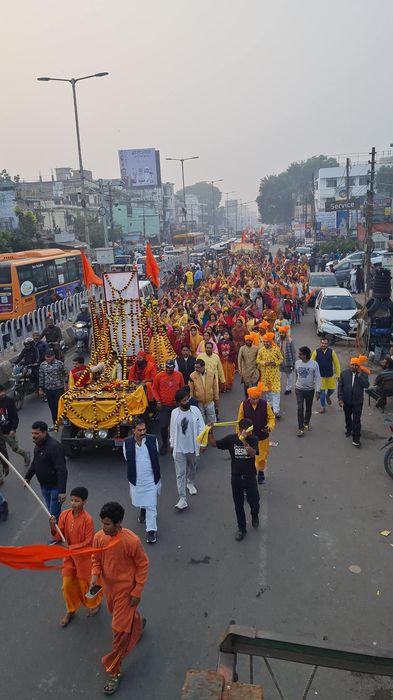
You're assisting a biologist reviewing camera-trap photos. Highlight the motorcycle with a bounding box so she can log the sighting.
[10,363,39,411]
[48,340,66,361]
[73,321,90,353]
[382,424,393,479]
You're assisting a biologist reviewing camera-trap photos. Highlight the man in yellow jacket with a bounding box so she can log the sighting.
[256,332,283,419]
[197,341,225,388]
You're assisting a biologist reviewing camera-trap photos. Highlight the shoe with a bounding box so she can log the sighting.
[274,413,281,420]
[24,451,31,467]
[252,516,259,528]
[257,472,265,484]
[304,424,311,431]
[297,429,304,437]
[352,440,361,448]
[175,497,188,510]
[235,530,247,541]
[187,481,197,495]
[318,408,326,414]
[138,508,146,524]
[159,444,167,455]
[284,390,292,395]
[146,531,157,544]
[345,430,351,438]
[327,397,332,406]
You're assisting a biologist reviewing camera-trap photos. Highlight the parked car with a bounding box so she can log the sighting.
[295,246,312,259]
[308,272,338,306]
[314,287,358,336]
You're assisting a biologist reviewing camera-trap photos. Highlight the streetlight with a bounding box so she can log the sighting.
[240,200,256,230]
[37,72,109,250]
[209,179,223,239]
[224,191,235,236]
[166,156,199,263]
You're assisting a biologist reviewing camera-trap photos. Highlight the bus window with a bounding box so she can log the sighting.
[45,260,58,287]
[66,257,78,281]
[0,264,11,285]
[55,258,69,284]
[31,263,48,292]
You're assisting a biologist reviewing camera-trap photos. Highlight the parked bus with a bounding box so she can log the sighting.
[0,249,84,321]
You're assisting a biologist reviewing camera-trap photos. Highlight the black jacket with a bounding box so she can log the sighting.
[0,396,19,433]
[176,355,196,383]
[338,368,369,405]
[25,435,67,491]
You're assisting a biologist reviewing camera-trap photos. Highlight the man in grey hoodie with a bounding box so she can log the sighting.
[294,346,321,436]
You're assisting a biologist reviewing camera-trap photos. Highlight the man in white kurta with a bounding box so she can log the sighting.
[123,419,161,544]
[169,387,205,511]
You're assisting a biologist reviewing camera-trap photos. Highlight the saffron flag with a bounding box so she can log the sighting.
[0,536,120,571]
[81,251,103,288]
[145,242,160,288]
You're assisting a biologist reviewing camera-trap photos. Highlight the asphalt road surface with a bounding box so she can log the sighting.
[2,312,393,700]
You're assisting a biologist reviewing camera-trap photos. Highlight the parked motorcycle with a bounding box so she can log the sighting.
[73,321,90,354]
[382,424,393,479]
[10,363,39,411]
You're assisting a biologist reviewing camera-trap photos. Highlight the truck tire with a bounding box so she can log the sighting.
[61,425,82,459]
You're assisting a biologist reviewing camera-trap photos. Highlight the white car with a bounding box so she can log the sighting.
[326,250,382,269]
[314,287,358,336]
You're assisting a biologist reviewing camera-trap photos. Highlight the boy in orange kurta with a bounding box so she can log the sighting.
[50,486,103,627]
[91,501,149,696]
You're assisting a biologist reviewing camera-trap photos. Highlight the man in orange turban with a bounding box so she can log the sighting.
[237,382,275,484]
[337,356,370,447]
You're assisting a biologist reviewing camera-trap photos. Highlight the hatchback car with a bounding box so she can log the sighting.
[314,287,358,335]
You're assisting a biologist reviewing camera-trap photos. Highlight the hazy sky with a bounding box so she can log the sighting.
[2,0,393,207]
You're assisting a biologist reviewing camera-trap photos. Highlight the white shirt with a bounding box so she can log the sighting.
[123,437,161,507]
[174,409,197,453]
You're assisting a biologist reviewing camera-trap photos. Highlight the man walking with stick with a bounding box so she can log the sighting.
[25,421,67,521]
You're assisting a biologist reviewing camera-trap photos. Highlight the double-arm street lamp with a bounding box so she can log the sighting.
[209,179,223,239]
[166,156,199,263]
[224,190,236,236]
[37,72,109,250]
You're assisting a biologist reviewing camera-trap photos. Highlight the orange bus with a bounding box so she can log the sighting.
[0,249,84,321]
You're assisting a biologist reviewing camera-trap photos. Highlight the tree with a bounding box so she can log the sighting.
[11,207,42,251]
[176,180,222,227]
[0,231,10,252]
[376,166,393,197]
[72,213,105,247]
[257,155,339,224]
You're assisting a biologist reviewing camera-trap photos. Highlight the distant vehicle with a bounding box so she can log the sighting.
[308,272,338,306]
[139,280,154,303]
[326,250,382,269]
[314,287,358,336]
[295,246,312,258]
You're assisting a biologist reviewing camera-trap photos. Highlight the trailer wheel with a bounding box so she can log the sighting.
[61,425,82,459]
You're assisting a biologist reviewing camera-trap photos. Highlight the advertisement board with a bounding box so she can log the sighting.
[316,212,336,232]
[119,148,161,188]
[95,247,115,265]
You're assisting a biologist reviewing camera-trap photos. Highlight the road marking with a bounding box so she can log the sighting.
[10,507,41,545]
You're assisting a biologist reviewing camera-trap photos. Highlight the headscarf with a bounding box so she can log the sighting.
[350,355,370,373]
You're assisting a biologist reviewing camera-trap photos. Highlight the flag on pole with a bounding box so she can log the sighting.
[145,242,160,288]
[81,251,103,288]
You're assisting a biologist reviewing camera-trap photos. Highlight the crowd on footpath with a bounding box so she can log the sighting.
[0,247,386,696]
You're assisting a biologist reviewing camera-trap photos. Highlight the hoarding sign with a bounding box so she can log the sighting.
[95,247,115,265]
[316,211,336,231]
[119,148,161,188]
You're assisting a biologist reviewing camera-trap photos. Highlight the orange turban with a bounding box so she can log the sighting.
[244,334,253,341]
[259,320,270,330]
[350,355,367,366]
[263,332,275,342]
[247,381,269,398]
[279,325,290,334]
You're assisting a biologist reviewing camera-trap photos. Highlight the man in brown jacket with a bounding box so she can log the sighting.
[238,335,259,398]
[189,358,219,423]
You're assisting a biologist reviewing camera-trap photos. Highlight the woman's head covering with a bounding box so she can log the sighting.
[259,320,270,330]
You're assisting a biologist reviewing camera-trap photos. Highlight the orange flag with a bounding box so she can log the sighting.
[0,536,120,571]
[145,242,160,288]
[81,251,103,288]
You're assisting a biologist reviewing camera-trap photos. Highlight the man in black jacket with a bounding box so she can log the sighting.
[337,357,370,447]
[175,345,196,384]
[0,385,30,471]
[25,421,67,521]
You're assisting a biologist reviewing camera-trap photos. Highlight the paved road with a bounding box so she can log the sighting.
[2,313,393,699]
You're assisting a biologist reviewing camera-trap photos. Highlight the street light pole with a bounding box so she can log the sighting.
[166,156,199,264]
[225,190,235,237]
[37,72,109,252]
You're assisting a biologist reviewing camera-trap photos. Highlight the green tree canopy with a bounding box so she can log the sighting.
[376,165,393,197]
[257,155,339,224]
[11,207,42,251]
[176,180,222,227]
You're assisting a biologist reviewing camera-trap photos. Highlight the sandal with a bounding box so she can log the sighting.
[103,674,122,695]
[87,604,101,618]
[60,612,74,628]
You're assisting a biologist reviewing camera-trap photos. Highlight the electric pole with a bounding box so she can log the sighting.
[346,157,351,237]
[364,146,376,301]
[108,182,115,241]
[311,173,316,237]
[99,179,109,247]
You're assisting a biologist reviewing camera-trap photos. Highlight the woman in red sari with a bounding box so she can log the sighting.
[218,330,236,392]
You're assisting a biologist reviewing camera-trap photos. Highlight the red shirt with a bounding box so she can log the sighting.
[152,370,184,406]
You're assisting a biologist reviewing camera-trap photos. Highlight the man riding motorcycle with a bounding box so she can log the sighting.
[75,303,91,325]
[14,338,40,386]
[40,318,63,358]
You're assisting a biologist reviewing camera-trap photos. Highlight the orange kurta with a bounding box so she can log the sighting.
[91,528,149,634]
[55,509,95,580]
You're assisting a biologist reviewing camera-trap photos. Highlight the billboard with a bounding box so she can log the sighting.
[119,148,161,188]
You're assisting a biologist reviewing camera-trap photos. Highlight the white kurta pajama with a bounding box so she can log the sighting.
[123,439,161,532]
